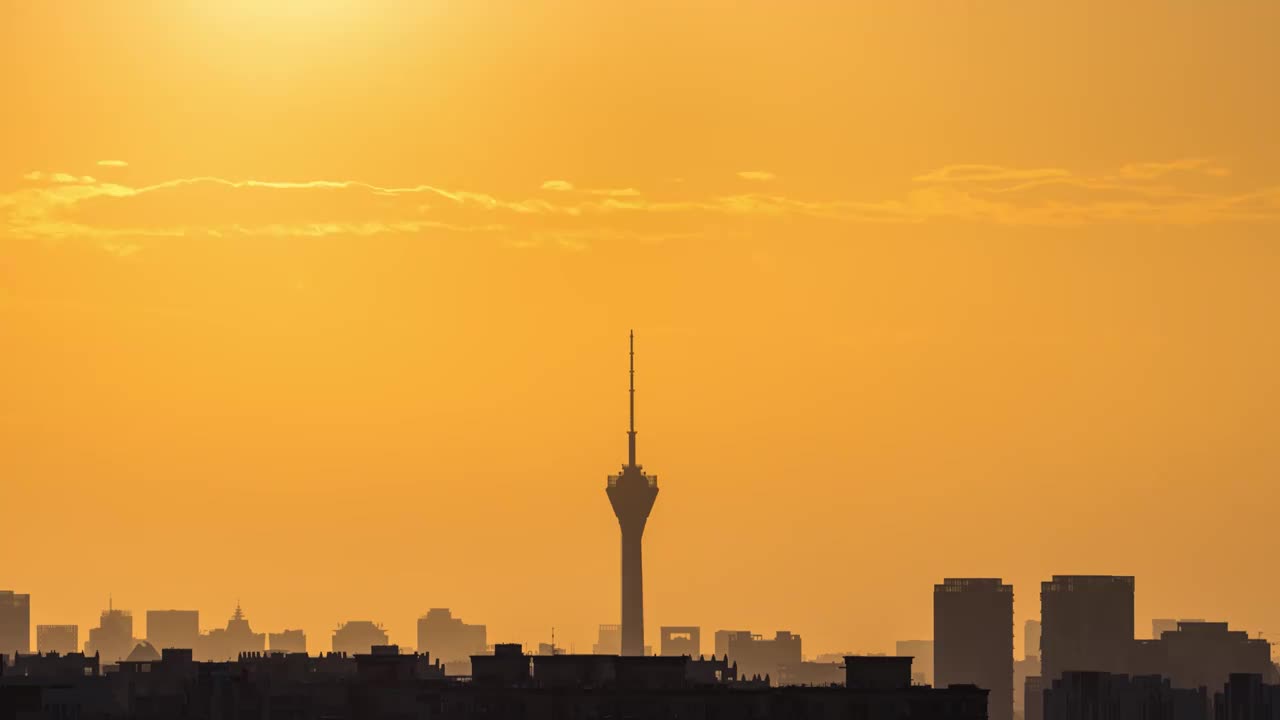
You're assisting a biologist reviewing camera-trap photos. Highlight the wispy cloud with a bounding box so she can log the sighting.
[913,165,1070,184]
[541,180,640,197]
[1112,158,1224,180]
[4,158,1277,255]
[21,171,97,184]
[737,171,776,182]
[97,160,129,168]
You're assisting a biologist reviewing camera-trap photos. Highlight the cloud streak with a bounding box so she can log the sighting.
[4,159,1278,254]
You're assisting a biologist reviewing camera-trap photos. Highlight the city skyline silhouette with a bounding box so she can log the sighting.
[4,3,1280,718]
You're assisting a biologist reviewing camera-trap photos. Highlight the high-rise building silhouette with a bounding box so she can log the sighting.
[1014,620,1042,718]
[85,600,136,663]
[1025,620,1042,659]
[606,331,659,657]
[0,591,31,659]
[146,610,199,651]
[1040,575,1134,684]
[35,625,78,655]
[934,578,1014,720]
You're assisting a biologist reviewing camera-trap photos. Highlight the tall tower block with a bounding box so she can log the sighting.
[606,331,659,656]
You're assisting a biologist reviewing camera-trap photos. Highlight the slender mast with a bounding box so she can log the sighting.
[628,330,637,468]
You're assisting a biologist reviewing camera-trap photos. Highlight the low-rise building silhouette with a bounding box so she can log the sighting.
[0,646,990,719]
[714,629,748,659]
[532,654,688,690]
[196,604,265,660]
[659,626,700,657]
[125,641,161,663]
[269,629,307,654]
[779,660,844,686]
[593,624,621,655]
[332,621,389,656]
[1130,621,1277,692]
[1214,673,1280,720]
[35,626,78,656]
[1044,671,1207,720]
[146,610,199,651]
[417,608,486,674]
[1152,618,1204,640]
[720,630,802,685]
[472,643,533,687]
[7,651,100,681]
[896,639,934,686]
[1025,675,1045,720]
[353,645,446,683]
[844,656,914,690]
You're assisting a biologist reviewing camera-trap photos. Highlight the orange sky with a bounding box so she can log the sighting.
[3,1,1280,659]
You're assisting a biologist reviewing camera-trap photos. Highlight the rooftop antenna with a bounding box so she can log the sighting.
[628,330,637,468]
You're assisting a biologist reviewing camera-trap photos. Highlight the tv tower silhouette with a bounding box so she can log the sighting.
[606,331,659,656]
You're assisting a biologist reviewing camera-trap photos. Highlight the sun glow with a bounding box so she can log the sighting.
[195,0,363,22]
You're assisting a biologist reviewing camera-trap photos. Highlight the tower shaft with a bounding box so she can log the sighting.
[620,529,645,656]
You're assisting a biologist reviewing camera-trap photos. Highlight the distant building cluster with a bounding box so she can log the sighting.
[925,574,1278,720]
[0,643,986,719]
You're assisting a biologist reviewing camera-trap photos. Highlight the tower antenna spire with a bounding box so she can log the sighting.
[628,330,637,467]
